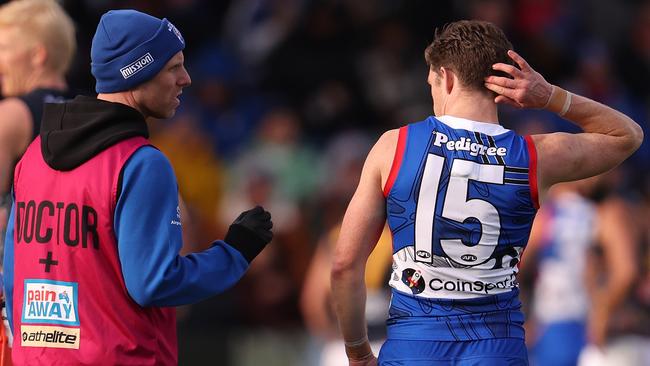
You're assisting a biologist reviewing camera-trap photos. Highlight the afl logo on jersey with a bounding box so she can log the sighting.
[461,254,477,262]
[401,268,425,295]
[416,250,431,259]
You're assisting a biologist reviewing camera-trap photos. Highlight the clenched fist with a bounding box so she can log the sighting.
[225,206,273,262]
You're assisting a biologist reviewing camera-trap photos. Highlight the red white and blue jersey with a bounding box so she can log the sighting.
[532,191,596,324]
[383,115,538,341]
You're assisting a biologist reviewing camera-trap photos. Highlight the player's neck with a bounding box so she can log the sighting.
[441,91,499,124]
[25,70,68,93]
[98,92,137,111]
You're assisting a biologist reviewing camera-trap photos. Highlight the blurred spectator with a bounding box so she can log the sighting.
[565,38,650,178]
[222,0,302,71]
[224,106,321,220]
[510,0,576,81]
[189,45,269,158]
[356,19,430,129]
[149,108,226,249]
[616,0,650,101]
[615,1,650,167]
[262,2,374,139]
[455,0,513,29]
[311,130,374,232]
[215,109,317,365]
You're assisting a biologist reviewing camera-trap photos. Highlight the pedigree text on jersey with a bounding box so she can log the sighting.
[15,200,99,249]
[433,131,507,157]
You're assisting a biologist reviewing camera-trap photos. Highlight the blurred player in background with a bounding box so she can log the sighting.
[331,20,643,365]
[0,0,75,230]
[3,9,273,365]
[578,174,650,366]
[0,0,76,361]
[520,177,638,366]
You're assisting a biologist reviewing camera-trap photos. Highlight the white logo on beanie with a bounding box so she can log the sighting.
[119,53,155,79]
[167,23,184,44]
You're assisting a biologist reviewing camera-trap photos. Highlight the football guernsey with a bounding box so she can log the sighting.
[529,192,596,366]
[383,115,538,342]
[532,192,595,324]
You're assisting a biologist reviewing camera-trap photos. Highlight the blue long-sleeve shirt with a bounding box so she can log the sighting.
[3,146,248,331]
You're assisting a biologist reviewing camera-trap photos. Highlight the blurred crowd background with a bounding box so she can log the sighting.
[7,0,650,364]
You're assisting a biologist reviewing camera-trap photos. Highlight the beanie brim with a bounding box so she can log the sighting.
[91,18,185,93]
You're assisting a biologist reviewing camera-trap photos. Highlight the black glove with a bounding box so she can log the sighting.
[225,206,273,263]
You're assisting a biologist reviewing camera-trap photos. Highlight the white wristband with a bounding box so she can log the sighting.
[559,92,572,116]
[344,336,369,348]
[543,86,556,109]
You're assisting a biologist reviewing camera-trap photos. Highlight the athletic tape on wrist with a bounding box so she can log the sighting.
[344,336,369,348]
[349,351,374,362]
[559,92,572,116]
[542,86,555,109]
[545,85,569,115]
[345,336,373,362]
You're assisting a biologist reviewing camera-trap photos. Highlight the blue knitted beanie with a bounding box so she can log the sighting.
[91,10,185,93]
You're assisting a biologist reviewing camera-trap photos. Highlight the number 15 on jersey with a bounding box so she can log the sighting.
[414,153,504,267]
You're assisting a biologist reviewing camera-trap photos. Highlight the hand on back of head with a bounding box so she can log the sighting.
[483,50,554,109]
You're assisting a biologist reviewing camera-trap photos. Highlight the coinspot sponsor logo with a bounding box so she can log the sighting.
[428,274,517,295]
[22,279,79,326]
[401,268,425,295]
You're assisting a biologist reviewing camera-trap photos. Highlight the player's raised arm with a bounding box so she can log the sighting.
[331,129,396,365]
[484,50,644,201]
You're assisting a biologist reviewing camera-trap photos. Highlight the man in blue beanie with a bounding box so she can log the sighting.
[3,9,273,365]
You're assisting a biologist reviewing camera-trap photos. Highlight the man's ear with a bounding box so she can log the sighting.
[440,66,455,95]
[30,43,48,68]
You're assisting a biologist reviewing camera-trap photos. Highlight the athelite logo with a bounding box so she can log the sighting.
[21,325,79,349]
[120,53,154,80]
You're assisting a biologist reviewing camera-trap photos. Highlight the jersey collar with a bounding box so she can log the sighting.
[435,115,510,136]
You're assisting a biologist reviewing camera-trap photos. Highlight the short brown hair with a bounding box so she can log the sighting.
[425,20,513,93]
[0,0,76,75]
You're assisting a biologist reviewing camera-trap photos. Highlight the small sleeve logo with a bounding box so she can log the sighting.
[171,205,181,226]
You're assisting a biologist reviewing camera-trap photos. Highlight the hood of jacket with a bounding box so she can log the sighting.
[40,95,149,170]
